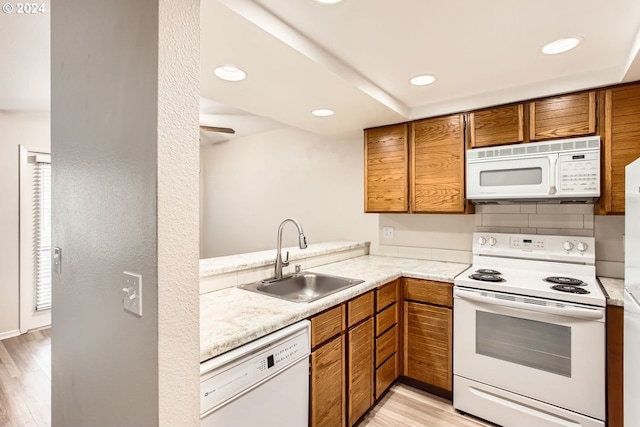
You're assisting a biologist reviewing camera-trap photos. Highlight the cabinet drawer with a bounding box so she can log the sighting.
[311,305,345,348]
[376,280,398,312]
[404,278,452,307]
[376,303,397,336]
[375,353,397,400]
[376,324,397,368]
[347,291,374,328]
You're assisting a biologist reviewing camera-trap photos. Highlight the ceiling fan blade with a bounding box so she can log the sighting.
[199,125,236,134]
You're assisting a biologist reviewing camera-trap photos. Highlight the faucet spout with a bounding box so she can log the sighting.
[275,218,307,280]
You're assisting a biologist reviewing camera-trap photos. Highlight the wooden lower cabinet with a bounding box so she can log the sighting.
[310,334,345,427]
[403,301,452,392]
[374,280,400,399]
[606,305,624,427]
[402,277,453,394]
[347,318,374,426]
[309,279,453,426]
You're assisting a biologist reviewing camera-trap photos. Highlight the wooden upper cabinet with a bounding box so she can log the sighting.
[529,91,596,141]
[364,124,409,213]
[602,83,640,213]
[469,104,524,148]
[410,115,467,213]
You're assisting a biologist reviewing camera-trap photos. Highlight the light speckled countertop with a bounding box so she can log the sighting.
[199,241,369,277]
[200,255,468,362]
[599,277,624,307]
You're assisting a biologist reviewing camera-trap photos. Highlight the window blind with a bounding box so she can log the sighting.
[33,160,51,311]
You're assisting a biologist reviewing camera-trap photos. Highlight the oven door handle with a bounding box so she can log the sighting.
[454,288,604,320]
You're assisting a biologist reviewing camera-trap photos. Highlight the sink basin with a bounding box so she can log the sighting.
[239,272,364,303]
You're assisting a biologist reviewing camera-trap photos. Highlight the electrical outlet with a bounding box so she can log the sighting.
[122,272,142,317]
[382,226,394,239]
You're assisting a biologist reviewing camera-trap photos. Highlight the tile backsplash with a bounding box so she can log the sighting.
[475,203,595,236]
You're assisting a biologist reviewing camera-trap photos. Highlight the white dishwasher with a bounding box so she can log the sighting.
[200,320,311,427]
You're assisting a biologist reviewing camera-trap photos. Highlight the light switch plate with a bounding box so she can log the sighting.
[123,272,142,317]
[382,226,394,239]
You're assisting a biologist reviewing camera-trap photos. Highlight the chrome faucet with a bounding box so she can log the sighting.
[274,218,307,280]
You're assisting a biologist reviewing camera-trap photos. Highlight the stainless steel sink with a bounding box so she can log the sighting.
[239,272,364,303]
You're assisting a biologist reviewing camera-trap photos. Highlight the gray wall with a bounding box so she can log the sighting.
[51,0,199,425]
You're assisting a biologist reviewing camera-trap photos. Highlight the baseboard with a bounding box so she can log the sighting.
[0,329,20,341]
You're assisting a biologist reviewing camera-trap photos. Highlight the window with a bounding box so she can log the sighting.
[33,159,52,310]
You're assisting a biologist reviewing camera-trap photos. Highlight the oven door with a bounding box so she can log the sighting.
[466,153,556,200]
[453,287,605,421]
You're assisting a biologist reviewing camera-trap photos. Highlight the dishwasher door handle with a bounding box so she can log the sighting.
[454,288,605,320]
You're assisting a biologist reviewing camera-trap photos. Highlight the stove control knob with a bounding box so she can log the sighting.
[562,241,574,251]
[478,236,487,246]
[487,237,497,247]
[576,242,588,252]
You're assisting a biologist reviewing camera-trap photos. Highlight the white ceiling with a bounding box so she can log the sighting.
[3,0,639,143]
[200,0,640,140]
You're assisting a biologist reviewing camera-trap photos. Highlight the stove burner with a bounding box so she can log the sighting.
[551,284,590,294]
[469,273,506,282]
[476,269,502,275]
[545,276,585,286]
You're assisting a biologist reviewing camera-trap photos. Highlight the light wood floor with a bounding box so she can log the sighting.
[357,383,497,427]
[0,329,51,427]
[1,331,495,427]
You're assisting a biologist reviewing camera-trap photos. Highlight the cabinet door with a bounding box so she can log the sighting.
[606,305,624,426]
[364,124,409,213]
[411,115,466,213]
[347,318,374,426]
[603,83,640,213]
[310,335,345,427]
[470,104,524,148]
[403,301,452,391]
[530,91,596,140]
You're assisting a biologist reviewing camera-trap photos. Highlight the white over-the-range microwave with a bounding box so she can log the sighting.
[466,135,600,203]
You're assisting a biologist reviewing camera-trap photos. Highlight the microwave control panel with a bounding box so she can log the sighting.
[559,152,599,194]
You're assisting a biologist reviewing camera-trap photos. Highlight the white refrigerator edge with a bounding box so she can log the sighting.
[625,157,640,426]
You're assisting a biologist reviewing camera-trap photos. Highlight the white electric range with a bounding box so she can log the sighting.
[453,232,606,427]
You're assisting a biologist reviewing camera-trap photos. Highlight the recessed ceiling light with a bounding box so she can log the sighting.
[409,74,436,86]
[542,38,581,55]
[214,65,247,82]
[313,0,344,4]
[311,109,334,117]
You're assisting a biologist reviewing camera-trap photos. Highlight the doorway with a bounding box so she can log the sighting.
[19,146,52,333]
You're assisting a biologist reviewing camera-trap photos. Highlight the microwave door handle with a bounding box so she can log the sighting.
[548,154,558,195]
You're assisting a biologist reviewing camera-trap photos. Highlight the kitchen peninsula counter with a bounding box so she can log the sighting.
[200,255,468,363]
